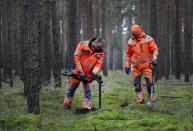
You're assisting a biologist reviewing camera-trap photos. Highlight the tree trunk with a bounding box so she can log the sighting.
[25,0,41,114]
[86,0,93,39]
[165,0,171,80]
[51,0,61,88]
[156,0,164,79]
[62,0,67,68]
[67,0,78,70]
[183,0,192,82]
[0,0,2,88]
[108,0,113,70]
[4,0,13,87]
[19,0,28,96]
[76,0,81,43]
[40,0,48,84]
[102,0,108,76]
[117,0,123,70]
[44,0,52,83]
[150,0,157,41]
[174,0,182,79]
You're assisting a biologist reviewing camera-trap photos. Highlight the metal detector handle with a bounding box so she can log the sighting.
[62,71,93,83]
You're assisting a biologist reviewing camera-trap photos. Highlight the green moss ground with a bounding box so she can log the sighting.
[0,71,193,131]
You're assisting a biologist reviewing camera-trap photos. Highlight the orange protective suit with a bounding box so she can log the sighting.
[64,38,104,109]
[125,25,158,104]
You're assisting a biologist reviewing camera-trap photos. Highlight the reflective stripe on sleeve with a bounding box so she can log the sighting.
[76,65,82,69]
[153,51,158,55]
[74,52,82,56]
[98,59,103,62]
[131,54,152,60]
[133,60,151,65]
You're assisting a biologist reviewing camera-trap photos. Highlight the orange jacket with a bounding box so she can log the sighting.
[73,39,104,76]
[125,25,159,69]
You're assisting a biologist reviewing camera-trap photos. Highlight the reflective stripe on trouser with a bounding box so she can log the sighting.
[82,82,92,109]
[148,93,156,102]
[64,77,80,107]
[136,92,144,103]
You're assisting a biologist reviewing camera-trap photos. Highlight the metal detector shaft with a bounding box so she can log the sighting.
[99,82,102,108]
[151,68,154,103]
[151,66,156,107]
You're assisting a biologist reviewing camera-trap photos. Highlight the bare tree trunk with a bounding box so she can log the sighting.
[102,0,108,76]
[150,0,157,41]
[62,0,67,68]
[12,0,19,77]
[51,0,61,88]
[5,0,13,87]
[93,0,98,37]
[67,0,78,70]
[108,0,113,70]
[19,0,28,96]
[0,0,2,88]
[2,0,7,81]
[86,0,93,39]
[76,0,81,42]
[183,0,192,82]
[165,0,171,80]
[169,0,175,76]
[117,1,123,70]
[25,0,41,114]
[45,0,52,83]
[40,0,48,84]
[174,0,182,79]
[156,0,164,79]
[135,0,141,25]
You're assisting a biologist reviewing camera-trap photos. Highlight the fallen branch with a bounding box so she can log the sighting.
[159,95,183,98]
[156,83,193,86]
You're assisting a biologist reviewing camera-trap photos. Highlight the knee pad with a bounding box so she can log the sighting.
[145,77,154,93]
[134,75,142,92]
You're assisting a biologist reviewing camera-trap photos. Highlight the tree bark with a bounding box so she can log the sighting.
[117,0,123,70]
[108,0,113,70]
[51,0,62,88]
[156,0,164,79]
[183,0,192,82]
[44,0,52,83]
[102,0,108,76]
[19,0,28,96]
[62,0,67,68]
[67,0,78,71]
[25,0,41,114]
[0,0,2,88]
[174,0,182,79]
[165,0,171,80]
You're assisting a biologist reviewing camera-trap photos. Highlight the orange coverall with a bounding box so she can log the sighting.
[64,38,104,109]
[125,25,159,104]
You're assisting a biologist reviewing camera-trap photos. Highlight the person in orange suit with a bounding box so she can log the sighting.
[125,25,159,105]
[63,38,104,110]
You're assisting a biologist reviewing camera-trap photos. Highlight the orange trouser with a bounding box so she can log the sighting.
[132,68,156,103]
[63,77,92,109]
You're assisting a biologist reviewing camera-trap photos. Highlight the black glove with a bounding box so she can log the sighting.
[79,72,85,78]
[151,60,158,66]
[125,67,130,75]
[92,73,98,80]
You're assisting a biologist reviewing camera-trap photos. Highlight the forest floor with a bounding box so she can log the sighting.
[0,71,193,131]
